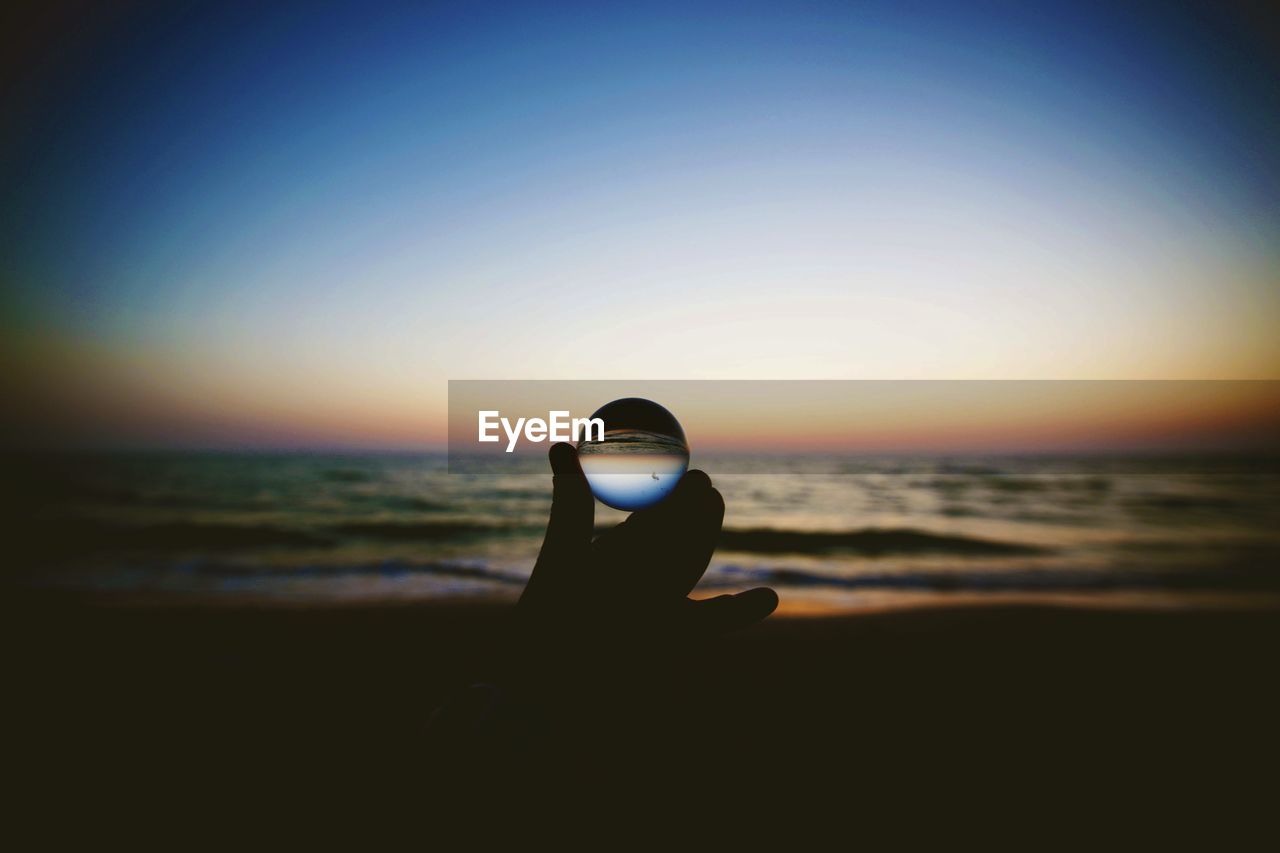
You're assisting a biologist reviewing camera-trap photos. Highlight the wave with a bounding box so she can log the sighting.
[33,519,533,555]
[322,468,375,483]
[717,527,1047,557]
[190,560,526,585]
[329,521,537,540]
[64,555,1277,596]
[710,563,1280,593]
[1124,494,1245,512]
[35,520,335,553]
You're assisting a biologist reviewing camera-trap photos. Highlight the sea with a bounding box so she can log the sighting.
[13,451,1280,613]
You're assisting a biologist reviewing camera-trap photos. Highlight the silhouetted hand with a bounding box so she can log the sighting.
[514,443,777,678]
[426,443,777,761]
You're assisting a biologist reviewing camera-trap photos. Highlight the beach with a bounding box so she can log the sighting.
[8,591,1277,832]
[8,451,1279,834]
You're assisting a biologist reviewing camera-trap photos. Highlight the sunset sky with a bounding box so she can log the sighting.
[4,1,1278,449]
[447,380,1280,456]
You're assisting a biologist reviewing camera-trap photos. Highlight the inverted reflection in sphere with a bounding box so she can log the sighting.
[577,398,689,511]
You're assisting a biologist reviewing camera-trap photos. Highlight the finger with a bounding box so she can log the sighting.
[621,468,714,531]
[607,471,724,598]
[657,468,713,510]
[526,445,594,609]
[683,587,779,634]
[666,482,725,594]
[662,473,724,593]
[542,442,594,553]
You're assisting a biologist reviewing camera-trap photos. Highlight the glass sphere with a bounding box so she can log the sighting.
[577,398,689,511]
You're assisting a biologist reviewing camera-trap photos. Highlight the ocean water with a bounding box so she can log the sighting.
[13,452,1280,612]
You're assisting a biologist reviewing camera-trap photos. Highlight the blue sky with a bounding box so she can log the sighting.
[3,0,1278,446]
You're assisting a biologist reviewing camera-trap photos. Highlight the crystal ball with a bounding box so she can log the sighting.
[577,397,690,511]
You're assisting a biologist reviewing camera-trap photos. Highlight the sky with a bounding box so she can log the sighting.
[3,0,1278,449]
[447,380,1280,456]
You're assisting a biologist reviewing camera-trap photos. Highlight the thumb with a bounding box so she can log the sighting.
[682,587,779,635]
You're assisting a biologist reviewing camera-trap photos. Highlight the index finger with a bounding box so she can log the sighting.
[541,442,594,556]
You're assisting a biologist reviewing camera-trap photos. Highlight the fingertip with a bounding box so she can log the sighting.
[659,473,722,526]
[640,468,709,516]
[676,469,712,494]
[727,586,779,627]
[744,586,780,617]
[548,442,578,474]
[706,486,725,518]
[686,484,725,529]
[685,586,779,635]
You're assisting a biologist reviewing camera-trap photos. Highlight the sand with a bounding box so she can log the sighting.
[5,592,1277,836]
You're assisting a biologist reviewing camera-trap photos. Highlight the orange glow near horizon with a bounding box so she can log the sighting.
[445,381,1280,456]
[8,332,1279,452]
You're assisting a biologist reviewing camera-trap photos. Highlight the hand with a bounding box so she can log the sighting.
[427,443,776,756]
[516,443,777,665]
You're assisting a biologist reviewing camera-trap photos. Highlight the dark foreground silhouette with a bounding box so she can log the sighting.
[5,445,1279,837]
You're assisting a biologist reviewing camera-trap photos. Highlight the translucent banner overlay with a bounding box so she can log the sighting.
[447,380,1280,475]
